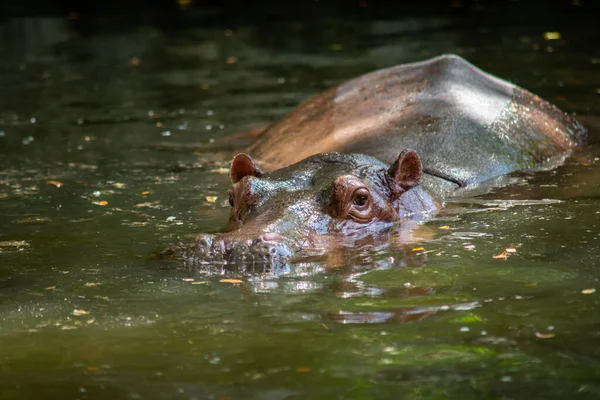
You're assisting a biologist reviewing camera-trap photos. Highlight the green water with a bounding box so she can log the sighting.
[1,2,600,399]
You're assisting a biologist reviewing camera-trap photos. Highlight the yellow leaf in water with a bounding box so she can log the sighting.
[582,288,596,295]
[73,309,90,316]
[46,180,63,188]
[44,286,57,291]
[543,32,561,40]
[493,251,508,260]
[535,332,556,339]
[206,196,218,203]
[439,225,451,230]
[93,200,108,206]
[296,367,311,373]
[142,191,150,195]
[192,281,208,285]
[411,247,424,252]
[219,279,243,285]
[505,248,517,253]
[87,366,98,371]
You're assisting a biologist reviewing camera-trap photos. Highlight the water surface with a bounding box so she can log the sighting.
[1,3,600,399]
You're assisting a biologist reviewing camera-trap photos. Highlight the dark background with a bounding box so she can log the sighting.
[1,0,599,19]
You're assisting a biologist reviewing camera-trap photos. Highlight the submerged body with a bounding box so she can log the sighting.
[169,55,586,269]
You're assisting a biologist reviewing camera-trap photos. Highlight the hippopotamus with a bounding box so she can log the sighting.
[167,54,586,270]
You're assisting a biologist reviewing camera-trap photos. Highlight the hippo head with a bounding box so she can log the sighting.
[172,149,438,272]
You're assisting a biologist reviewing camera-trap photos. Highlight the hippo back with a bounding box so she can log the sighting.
[248,54,586,186]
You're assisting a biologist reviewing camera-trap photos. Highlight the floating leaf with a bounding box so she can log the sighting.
[206,196,218,203]
[439,225,451,230]
[493,251,508,260]
[220,279,243,285]
[543,32,561,40]
[582,288,596,295]
[0,241,30,247]
[72,309,90,316]
[535,332,556,339]
[46,180,63,188]
[295,367,311,373]
[61,325,77,330]
[453,314,483,324]
[411,247,424,252]
[93,200,108,206]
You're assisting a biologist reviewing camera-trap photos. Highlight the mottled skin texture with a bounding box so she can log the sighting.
[169,55,586,268]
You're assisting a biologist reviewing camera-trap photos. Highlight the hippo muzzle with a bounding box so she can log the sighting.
[176,231,295,273]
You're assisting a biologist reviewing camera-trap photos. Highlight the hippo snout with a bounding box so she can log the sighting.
[168,232,295,274]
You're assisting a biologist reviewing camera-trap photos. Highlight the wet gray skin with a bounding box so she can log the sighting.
[168,151,444,270]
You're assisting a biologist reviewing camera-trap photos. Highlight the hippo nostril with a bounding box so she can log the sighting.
[262,232,283,242]
[217,240,227,254]
[195,234,213,247]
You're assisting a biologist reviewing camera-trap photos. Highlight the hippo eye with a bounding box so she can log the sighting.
[228,189,234,206]
[353,189,370,207]
[354,195,367,206]
[348,188,373,222]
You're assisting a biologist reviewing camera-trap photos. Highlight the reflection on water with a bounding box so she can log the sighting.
[1,2,600,399]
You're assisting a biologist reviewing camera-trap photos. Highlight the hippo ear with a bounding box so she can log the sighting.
[231,153,263,184]
[387,149,422,191]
